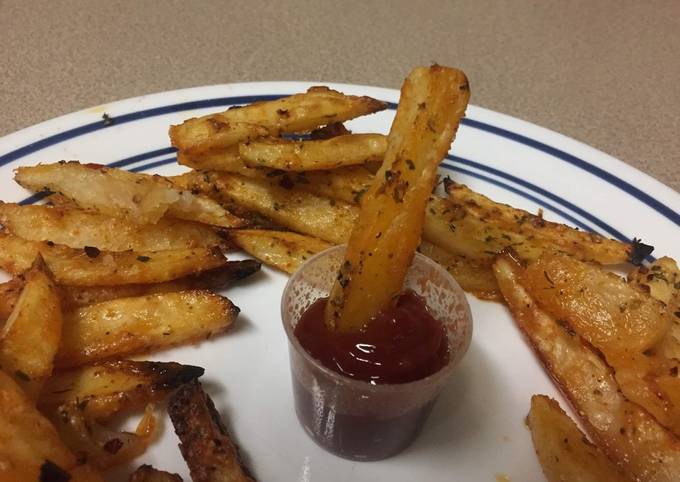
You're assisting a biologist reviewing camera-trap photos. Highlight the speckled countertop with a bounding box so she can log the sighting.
[1,0,678,192]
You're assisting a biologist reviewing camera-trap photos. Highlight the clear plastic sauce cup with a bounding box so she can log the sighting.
[281,245,473,461]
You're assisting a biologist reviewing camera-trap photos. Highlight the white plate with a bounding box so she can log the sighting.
[1,82,678,482]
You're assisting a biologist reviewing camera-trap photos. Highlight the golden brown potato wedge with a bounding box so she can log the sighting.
[169,86,386,154]
[417,241,501,301]
[0,370,104,481]
[229,229,332,274]
[177,148,262,177]
[442,180,639,264]
[14,162,243,227]
[0,257,61,397]
[285,165,376,205]
[168,380,255,482]
[528,395,631,482]
[629,257,680,361]
[56,290,239,368]
[187,171,357,244]
[59,260,261,308]
[0,233,228,286]
[521,252,669,356]
[239,134,387,171]
[325,65,470,330]
[0,202,226,251]
[129,465,183,482]
[40,360,204,421]
[493,252,680,481]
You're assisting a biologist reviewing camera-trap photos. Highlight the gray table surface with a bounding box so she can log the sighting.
[1,0,678,192]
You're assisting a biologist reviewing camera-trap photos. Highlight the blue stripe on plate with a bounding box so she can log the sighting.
[1,93,676,228]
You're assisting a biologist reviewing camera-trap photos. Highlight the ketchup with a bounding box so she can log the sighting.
[294,290,449,384]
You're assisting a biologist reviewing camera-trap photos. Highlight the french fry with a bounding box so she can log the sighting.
[188,171,357,244]
[284,165,375,204]
[493,252,680,481]
[56,290,239,368]
[0,257,61,397]
[0,370,104,481]
[0,202,226,251]
[40,360,203,421]
[177,148,262,177]
[0,233,228,286]
[325,65,470,330]
[129,465,183,482]
[14,162,244,227]
[230,229,332,274]
[417,241,500,300]
[528,395,632,482]
[168,380,255,482]
[169,86,386,154]
[239,134,387,171]
[59,260,261,308]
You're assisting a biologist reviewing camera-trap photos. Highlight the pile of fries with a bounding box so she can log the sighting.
[1,64,679,481]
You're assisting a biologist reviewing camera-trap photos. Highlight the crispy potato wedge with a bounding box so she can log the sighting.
[168,380,255,482]
[522,252,669,356]
[14,162,243,227]
[169,86,386,154]
[521,253,679,432]
[528,395,631,482]
[15,162,180,224]
[493,253,680,481]
[187,171,357,244]
[129,465,183,482]
[0,257,61,397]
[0,233,228,286]
[629,257,680,361]
[0,370,104,481]
[417,241,501,300]
[287,165,376,204]
[239,134,387,171]
[56,290,239,368]
[60,260,260,308]
[177,149,262,177]
[425,184,637,266]
[229,229,332,274]
[0,202,226,250]
[325,65,470,330]
[40,360,204,421]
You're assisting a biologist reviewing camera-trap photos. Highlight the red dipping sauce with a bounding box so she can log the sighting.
[294,290,449,384]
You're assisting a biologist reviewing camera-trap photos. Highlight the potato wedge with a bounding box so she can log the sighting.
[493,253,680,481]
[0,233,228,286]
[0,203,226,250]
[169,86,386,154]
[168,380,255,482]
[187,171,357,244]
[40,360,204,421]
[528,395,631,482]
[230,229,332,274]
[129,465,183,482]
[59,260,261,308]
[629,257,680,361]
[521,252,669,356]
[56,290,239,368]
[177,148,262,177]
[0,370,103,481]
[286,165,376,205]
[325,65,470,330]
[0,257,61,397]
[442,180,638,264]
[239,134,387,171]
[417,241,501,300]
[14,162,243,227]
